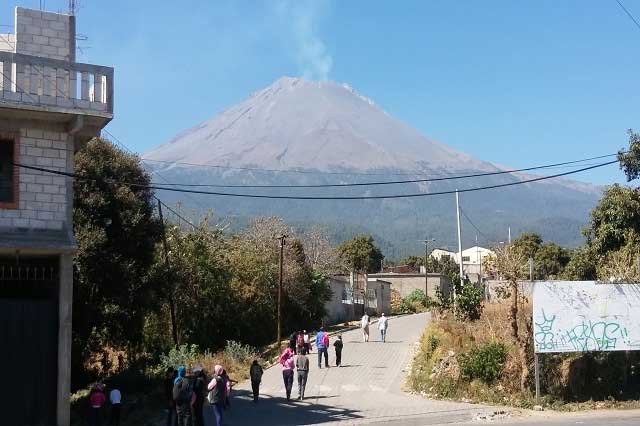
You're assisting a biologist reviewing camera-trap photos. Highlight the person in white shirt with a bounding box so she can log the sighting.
[109,387,122,426]
[361,313,370,342]
[378,313,388,343]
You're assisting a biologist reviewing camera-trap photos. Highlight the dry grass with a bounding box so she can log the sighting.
[410,301,640,410]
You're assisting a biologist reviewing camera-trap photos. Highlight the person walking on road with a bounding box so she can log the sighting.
[333,335,343,367]
[289,331,298,354]
[207,365,226,426]
[191,366,206,426]
[296,330,305,354]
[221,369,237,410]
[315,327,330,368]
[280,347,295,401]
[172,366,193,426]
[361,313,370,342]
[109,384,122,426]
[88,382,106,426]
[296,348,310,400]
[303,330,311,353]
[164,367,178,426]
[249,360,263,403]
[378,313,389,342]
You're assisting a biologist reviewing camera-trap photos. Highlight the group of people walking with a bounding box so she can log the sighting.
[162,314,389,425]
[360,312,388,343]
[86,381,121,426]
[166,363,242,426]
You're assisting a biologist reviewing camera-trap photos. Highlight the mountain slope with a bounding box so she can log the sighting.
[143,77,601,257]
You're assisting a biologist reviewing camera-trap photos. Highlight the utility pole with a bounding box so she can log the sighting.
[276,234,287,347]
[157,199,178,345]
[476,235,481,282]
[420,238,435,298]
[455,190,463,308]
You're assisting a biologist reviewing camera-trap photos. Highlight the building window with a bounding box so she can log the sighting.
[0,135,18,209]
[462,256,471,262]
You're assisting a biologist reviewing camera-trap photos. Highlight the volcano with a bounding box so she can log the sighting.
[143,77,601,257]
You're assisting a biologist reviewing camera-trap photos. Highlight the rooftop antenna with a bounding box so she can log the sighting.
[69,0,76,15]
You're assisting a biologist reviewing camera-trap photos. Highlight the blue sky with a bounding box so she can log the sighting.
[2,0,639,184]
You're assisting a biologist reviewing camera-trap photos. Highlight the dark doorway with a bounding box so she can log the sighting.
[0,256,59,426]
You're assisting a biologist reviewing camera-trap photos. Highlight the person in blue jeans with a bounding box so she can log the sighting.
[208,365,226,426]
[315,327,329,368]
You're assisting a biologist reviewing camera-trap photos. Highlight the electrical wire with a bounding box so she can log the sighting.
[141,153,617,181]
[460,208,495,245]
[12,158,618,200]
[616,0,640,32]
[0,67,207,220]
[142,154,619,189]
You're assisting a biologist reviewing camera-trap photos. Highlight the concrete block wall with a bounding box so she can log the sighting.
[14,7,74,62]
[0,128,70,230]
[0,33,15,52]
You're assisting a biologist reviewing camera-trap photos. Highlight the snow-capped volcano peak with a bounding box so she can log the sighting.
[144,77,494,173]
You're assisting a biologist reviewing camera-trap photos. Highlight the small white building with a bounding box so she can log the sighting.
[430,246,495,279]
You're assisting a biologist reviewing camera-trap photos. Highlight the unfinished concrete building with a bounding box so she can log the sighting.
[0,6,113,425]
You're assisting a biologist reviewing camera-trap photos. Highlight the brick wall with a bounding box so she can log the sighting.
[0,128,70,230]
[14,7,74,62]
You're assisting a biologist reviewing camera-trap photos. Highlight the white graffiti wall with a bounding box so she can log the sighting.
[533,281,640,353]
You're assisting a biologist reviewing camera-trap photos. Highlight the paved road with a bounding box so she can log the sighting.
[204,312,640,425]
[221,312,497,425]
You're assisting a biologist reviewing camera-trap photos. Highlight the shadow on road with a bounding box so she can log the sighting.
[221,389,363,425]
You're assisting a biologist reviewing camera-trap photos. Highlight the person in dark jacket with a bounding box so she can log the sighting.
[289,331,298,354]
[165,367,178,426]
[220,369,237,409]
[249,360,264,402]
[191,366,206,426]
[334,335,344,367]
[208,365,226,426]
[172,366,192,426]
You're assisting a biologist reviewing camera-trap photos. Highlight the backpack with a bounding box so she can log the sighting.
[322,333,329,347]
[172,378,192,405]
[207,376,224,405]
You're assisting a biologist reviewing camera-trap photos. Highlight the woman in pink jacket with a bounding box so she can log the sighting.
[279,347,295,401]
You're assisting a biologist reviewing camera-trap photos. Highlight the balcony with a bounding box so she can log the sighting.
[0,51,113,130]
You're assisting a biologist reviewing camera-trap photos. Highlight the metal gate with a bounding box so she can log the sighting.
[0,256,59,426]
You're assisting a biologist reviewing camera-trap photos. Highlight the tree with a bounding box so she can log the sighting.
[483,244,531,392]
[561,247,597,280]
[300,225,344,274]
[534,242,570,280]
[618,129,640,182]
[585,184,640,255]
[73,138,162,379]
[337,235,384,273]
[512,233,543,259]
[150,224,233,349]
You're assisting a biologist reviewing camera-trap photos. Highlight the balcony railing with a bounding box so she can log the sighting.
[0,51,113,115]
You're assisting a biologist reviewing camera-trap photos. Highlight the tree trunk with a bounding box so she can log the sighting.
[510,280,519,341]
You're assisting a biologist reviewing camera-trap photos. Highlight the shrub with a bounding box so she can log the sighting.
[224,340,259,364]
[459,342,508,383]
[158,343,200,371]
[456,281,484,321]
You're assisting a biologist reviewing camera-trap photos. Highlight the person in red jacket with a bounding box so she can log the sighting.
[88,382,106,426]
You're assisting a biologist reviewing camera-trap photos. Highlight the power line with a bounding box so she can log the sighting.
[460,208,494,244]
[616,0,640,32]
[143,155,618,189]
[141,152,617,180]
[0,60,208,217]
[12,158,618,200]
